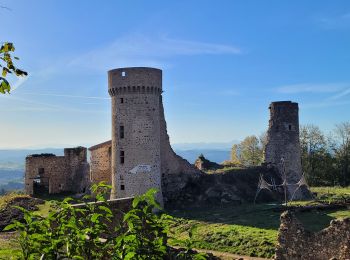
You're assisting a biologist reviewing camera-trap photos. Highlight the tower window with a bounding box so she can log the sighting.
[38,168,44,176]
[289,124,292,131]
[108,147,111,156]
[120,185,125,190]
[121,71,126,77]
[120,151,125,164]
[120,125,124,139]
[120,98,124,103]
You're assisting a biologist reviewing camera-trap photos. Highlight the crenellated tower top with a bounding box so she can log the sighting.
[108,67,162,96]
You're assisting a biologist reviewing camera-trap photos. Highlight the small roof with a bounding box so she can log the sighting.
[88,140,112,151]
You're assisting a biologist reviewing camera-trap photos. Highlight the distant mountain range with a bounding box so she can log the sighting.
[174,149,230,164]
[0,148,64,169]
[0,142,235,167]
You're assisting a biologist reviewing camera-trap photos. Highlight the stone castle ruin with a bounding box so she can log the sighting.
[264,101,310,200]
[24,67,309,205]
[107,67,200,203]
[275,211,350,260]
[88,140,112,186]
[25,147,89,195]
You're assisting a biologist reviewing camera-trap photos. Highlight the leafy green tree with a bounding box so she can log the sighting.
[230,144,242,165]
[231,135,264,167]
[300,124,337,186]
[0,42,27,94]
[332,122,350,186]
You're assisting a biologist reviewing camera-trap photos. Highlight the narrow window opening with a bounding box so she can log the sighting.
[121,71,126,77]
[120,98,124,103]
[120,150,125,164]
[108,147,112,156]
[120,125,124,139]
[289,124,292,131]
[38,168,44,176]
[120,185,125,190]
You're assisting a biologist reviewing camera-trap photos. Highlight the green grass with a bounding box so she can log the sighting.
[166,187,350,258]
[167,203,281,258]
[0,234,21,260]
[310,186,350,201]
[1,186,350,259]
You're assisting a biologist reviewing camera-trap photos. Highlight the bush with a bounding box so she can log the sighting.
[5,183,208,259]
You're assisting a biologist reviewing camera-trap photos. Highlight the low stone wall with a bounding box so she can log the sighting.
[275,211,350,260]
[72,197,133,229]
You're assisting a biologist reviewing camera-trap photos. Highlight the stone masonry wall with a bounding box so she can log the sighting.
[108,67,163,204]
[107,67,201,206]
[25,155,68,194]
[64,147,90,193]
[264,101,309,199]
[89,140,112,185]
[25,147,89,195]
[275,211,350,260]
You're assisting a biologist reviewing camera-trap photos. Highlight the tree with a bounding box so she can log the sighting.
[230,144,241,165]
[231,135,264,167]
[299,124,336,186]
[0,42,27,94]
[332,122,350,186]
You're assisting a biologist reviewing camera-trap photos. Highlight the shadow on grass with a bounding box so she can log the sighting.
[167,202,340,232]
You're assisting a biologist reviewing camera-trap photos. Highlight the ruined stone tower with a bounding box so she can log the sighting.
[264,101,306,199]
[108,67,163,203]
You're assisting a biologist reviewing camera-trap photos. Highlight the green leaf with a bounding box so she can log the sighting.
[91,213,101,223]
[3,223,17,231]
[98,205,113,215]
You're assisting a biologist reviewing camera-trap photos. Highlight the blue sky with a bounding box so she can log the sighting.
[1,1,350,149]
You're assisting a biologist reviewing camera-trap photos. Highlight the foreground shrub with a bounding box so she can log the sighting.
[5,183,208,259]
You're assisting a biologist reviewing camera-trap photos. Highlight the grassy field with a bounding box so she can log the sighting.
[0,233,21,260]
[0,186,349,259]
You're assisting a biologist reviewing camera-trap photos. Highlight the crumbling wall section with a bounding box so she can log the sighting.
[89,141,112,185]
[25,155,68,195]
[159,95,202,204]
[64,147,90,193]
[25,147,89,195]
[275,211,350,260]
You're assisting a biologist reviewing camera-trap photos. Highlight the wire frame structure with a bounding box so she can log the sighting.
[254,158,309,205]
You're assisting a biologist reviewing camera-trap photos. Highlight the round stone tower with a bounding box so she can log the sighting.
[108,67,163,204]
[264,101,305,199]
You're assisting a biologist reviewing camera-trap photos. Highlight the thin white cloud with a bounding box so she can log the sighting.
[302,99,350,109]
[329,88,350,100]
[69,34,242,71]
[276,83,347,94]
[317,12,350,29]
[18,92,110,100]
